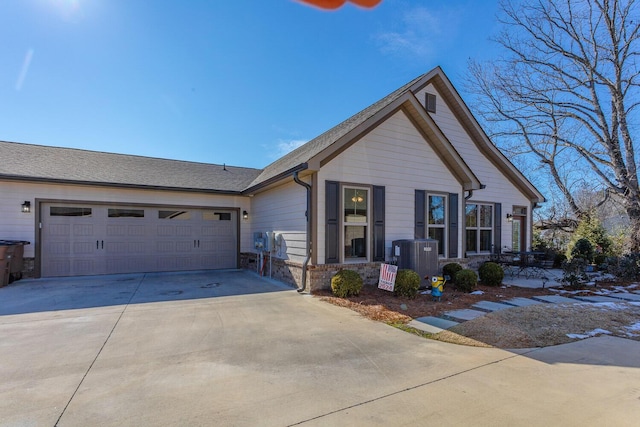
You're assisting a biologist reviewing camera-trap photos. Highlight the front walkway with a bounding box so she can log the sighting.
[411,269,640,333]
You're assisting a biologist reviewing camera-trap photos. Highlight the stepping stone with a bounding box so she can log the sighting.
[572,295,627,303]
[502,297,543,307]
[472,300,514,312]
[411,316,459,333]
[607,292,640,302]
[532,295,578,304]
[443,309,487,322]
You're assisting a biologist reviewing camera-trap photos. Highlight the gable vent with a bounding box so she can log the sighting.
[425,93,437,113]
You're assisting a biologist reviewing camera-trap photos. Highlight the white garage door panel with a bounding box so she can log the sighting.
[42,204,238,277]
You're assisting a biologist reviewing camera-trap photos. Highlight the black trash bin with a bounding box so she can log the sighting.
[0,240,30,283]
[0,244,12,287]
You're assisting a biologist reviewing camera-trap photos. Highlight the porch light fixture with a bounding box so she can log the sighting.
[21,201,31,213]
[506,213,513,222]
[243,210,249,220]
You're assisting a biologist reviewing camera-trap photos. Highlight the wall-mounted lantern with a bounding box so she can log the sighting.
[243,210,249,220]
[21,201,31,213]
[506,213,513,222]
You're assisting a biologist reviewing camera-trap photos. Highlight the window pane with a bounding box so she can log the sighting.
[466,230,477,252]
[428,195,445,225]
[480,205,493,227]
[512,219,521,252]
[428,228,445,256]
[344,188,368,223]
[465,204,477,227]
[203,211,231,221]
[50,207,92,217]
[159,210,191,220]
[480,230,492,251]
[108,208,144,218]
[344,226,366,258]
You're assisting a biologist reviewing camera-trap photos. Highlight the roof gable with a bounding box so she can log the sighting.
[247,66,544,202]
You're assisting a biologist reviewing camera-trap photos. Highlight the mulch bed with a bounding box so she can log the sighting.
[314,283,557,324]
[315,280,640,348]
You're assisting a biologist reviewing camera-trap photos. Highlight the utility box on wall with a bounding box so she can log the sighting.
[392,239,439,288]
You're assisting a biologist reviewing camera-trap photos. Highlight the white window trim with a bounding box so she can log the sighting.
[341,185,371,263]
[427,193,447,257]
[466,202,494,254]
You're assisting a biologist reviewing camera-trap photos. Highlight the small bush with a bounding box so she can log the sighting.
[394,269,420,298]
[454,269,478,293]
[478,262,504,287]
[607,253,640,281]
[571,238,594,263]
[442,263,463,283]
[331,269,363,298]
[553,253,567,268]
[561,258,588,288]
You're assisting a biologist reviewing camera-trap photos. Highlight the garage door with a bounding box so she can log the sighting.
[41,203,238,277]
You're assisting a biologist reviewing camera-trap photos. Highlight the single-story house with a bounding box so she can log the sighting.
[0,66,544,291]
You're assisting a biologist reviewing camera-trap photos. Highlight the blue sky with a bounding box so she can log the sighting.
[1,0,501,169]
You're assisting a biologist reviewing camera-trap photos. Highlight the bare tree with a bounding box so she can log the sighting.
[467,0,640,250]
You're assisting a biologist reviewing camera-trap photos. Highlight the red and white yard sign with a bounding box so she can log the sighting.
[378,263,398,292]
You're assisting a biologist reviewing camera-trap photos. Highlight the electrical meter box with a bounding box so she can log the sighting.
[254,232,265,251]
[264,231,275,252]
[255,232,276,252]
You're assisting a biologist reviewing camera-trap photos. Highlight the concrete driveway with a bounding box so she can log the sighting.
[1,270,639,426]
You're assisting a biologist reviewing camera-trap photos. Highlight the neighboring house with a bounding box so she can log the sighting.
[0,67,544,291]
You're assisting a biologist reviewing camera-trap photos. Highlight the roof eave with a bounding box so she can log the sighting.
[306,92,482,191]
[242,163,309,195]
[0,174,246,195]
[419,70,546,203]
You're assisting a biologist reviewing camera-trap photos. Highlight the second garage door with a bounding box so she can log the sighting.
[41,203,238,277]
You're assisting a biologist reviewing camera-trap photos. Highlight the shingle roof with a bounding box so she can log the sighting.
[0,141,261,193]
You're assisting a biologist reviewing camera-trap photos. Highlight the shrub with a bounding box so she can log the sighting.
[561,258,588,288]
[394,269,420,298]
[607,253,640,281]
[478,262,504,287]
[454,269,478,293]
[553,253,567,268]
[331,269,363,298]
[442,263,463,283]
[570,238,594,263]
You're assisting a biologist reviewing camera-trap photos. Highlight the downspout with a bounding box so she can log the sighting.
[293,171,312,293]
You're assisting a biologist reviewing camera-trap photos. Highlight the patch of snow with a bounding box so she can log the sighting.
[470,290,484,295]
[593,302,630,311]
[625,322,640,332]
[566,329,612,339]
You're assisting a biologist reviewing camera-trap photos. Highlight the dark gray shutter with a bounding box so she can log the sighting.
[494,203,502,255]
[415,190,426,239]
[372,186,385,262]
[325,181,340,264]
[448,193,458,258]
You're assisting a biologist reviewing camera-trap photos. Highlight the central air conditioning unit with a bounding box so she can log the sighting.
[391,239,439,288]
